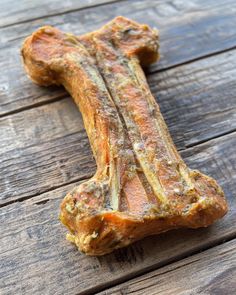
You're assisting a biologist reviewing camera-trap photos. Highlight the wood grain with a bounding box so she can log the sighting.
[1,0,236,115]
[1,50,235,205]
[0,0,120,28]
[98,239,236,295]
[0,132,235,295]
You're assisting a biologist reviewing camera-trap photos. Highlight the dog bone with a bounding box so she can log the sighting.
[22,17,228,255]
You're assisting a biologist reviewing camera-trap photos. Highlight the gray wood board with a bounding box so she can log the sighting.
[1,50,235,205]
[98,239,236,295]
[1,0,236,115]
[0,132,235,294]
[0,0,120,28]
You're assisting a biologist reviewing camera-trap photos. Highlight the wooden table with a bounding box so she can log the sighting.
[1,0,236,294]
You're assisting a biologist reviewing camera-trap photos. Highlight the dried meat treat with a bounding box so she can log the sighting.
[21,17,228,256]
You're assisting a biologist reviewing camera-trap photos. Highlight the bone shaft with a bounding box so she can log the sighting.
[62,51,124,210]
[94,37,192,203]
[59,46,154,211]
[63,52,112,176]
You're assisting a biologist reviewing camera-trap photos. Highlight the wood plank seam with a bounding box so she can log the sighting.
[0,175,93,208]
[185,127,236,148]
[96,238,236,295]
[0,93,67,119]
[0,0,128,29]
[84,236,236,295]
[149,45,236,74]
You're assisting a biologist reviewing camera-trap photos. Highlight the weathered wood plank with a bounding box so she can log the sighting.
[1,50,236,205]
[98,239,236,295]
[148,50,236,148]
[0,99,95,205]
[0,0,236,115]
[0,0,120,28]
[0,132,235,295]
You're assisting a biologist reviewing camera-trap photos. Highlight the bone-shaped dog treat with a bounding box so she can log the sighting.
[22,17,228,255]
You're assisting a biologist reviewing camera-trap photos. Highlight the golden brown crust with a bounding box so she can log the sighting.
[21,17,228,256]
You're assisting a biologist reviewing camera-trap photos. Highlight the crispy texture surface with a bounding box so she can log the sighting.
[21,17,228,255]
